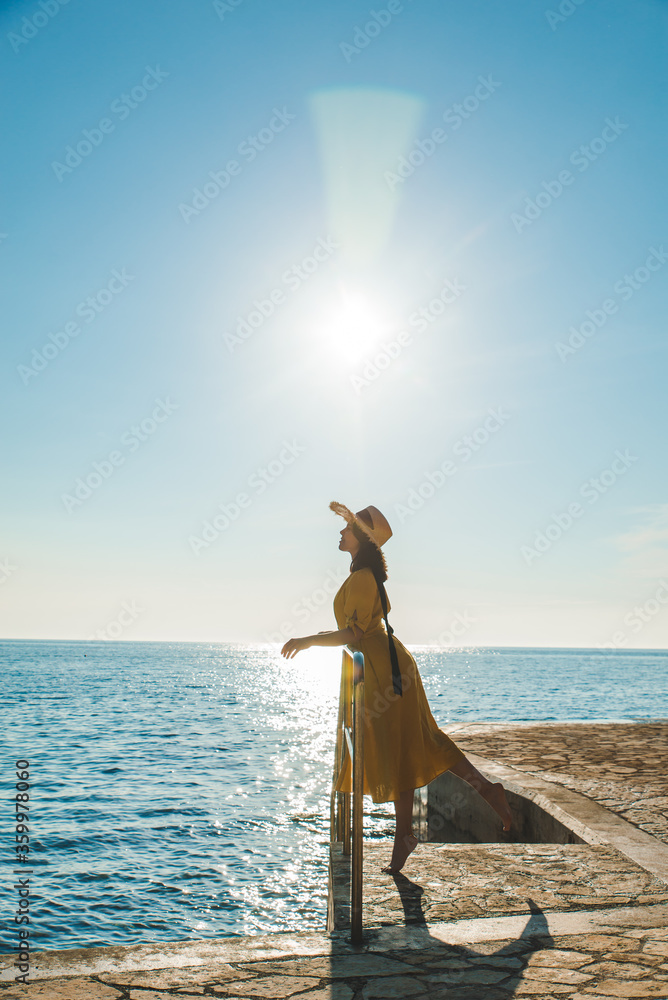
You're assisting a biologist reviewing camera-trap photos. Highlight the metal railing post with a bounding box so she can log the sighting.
[329,647,365,944]
[342,651,352,857]
[350,651,365,945]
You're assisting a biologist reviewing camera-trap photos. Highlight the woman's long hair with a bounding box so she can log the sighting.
[350,522,388,583]
[349,516,402,694]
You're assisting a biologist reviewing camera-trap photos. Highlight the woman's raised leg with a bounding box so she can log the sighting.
[449,756,513,831]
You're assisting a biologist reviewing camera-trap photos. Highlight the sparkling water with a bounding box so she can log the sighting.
[2,640,666,951]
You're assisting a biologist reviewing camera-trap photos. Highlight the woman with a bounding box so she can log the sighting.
[281,501,512,874]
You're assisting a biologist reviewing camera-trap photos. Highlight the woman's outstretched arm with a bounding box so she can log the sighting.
[281,627,357,659]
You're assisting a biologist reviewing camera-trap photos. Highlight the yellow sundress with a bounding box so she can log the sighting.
[333,567,465,803]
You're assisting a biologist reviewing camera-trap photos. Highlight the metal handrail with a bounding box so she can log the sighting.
[329,648,365,944]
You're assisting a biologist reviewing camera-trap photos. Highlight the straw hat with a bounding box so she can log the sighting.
[329,501,392,548]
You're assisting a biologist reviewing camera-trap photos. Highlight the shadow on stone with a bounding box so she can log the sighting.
[390,871,428,926]
[386,879,554,998]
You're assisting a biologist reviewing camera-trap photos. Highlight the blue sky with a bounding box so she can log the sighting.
[2,0,667,648]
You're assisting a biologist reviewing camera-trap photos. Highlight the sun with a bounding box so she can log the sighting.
[319,288,389,366]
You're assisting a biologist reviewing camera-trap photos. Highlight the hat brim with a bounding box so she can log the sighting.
[329,501,383,549]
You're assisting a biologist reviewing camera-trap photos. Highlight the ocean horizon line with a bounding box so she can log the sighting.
[2,636,668,653]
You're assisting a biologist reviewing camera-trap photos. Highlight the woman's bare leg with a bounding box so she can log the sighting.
[379,759,511,874]
[381,788,418,874]
[450,756,513,831]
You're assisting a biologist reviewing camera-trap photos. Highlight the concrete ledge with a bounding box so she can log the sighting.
[466,752,668,884]
[3,902,667,983]
[415,766,586,846]
[0,932,335,983]
[452,719,668,847]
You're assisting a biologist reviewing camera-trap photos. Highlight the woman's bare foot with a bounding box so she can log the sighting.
[381,833,418,874]
[449,759,513,832]
[485,782,513,831]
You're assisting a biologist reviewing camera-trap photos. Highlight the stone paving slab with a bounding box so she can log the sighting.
[329,843,668,931]
[3,913,668,999]
[450,722,668,845]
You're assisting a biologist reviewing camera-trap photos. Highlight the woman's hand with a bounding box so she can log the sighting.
[281,636,312,659]
[280,628,357,657]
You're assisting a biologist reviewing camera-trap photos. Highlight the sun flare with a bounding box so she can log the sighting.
[319,288,389,365]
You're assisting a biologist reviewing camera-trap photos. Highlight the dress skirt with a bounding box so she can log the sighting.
[332,568,465,804]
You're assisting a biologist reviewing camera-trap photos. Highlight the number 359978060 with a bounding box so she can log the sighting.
[15,760,29,860]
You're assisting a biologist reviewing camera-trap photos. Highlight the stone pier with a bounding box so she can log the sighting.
[2,722,668,999]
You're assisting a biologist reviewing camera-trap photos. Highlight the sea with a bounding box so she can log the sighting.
[2,640,667,953]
